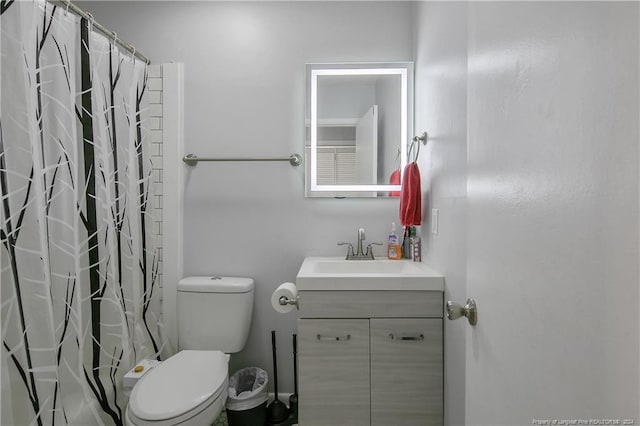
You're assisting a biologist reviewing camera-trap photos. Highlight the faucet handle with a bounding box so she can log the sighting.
[365,242,383,260]
[337,241,355,259]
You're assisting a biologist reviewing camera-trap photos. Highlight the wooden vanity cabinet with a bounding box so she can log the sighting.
[297,290,443,426]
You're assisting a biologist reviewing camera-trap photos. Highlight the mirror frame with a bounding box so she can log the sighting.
[306,62,414,196]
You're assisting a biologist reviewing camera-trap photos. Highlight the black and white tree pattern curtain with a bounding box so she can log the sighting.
[1,1,166,424]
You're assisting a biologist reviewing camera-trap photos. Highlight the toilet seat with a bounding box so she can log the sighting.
[127,350,228,425]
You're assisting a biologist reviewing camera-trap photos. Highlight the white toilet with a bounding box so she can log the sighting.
[125,276,255,426]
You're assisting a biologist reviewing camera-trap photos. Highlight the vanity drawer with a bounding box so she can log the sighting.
[297,290,443,318]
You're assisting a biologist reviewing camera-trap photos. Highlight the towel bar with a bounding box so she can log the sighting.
[183,153,303,167]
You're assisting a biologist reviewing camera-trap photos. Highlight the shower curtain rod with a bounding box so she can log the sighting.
[54,0,151,64]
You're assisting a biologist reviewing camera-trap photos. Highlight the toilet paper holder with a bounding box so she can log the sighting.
[278,295,298,308]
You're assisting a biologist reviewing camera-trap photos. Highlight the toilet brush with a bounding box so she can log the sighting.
[288,334,298,422]
[267,330,289,424]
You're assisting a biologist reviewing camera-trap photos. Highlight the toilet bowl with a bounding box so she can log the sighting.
[126,351,229,425]
[126,351,228,426]
[125,276,255,426]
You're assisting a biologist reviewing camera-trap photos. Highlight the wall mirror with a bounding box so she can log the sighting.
[305,62,413,198]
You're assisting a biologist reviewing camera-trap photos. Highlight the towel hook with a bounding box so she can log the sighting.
[408,140,418,163]
[408,132,429,163]
[413,131,428,145]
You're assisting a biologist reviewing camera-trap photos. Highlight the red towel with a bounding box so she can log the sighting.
[399,162,422,226]
[388,169,401,197]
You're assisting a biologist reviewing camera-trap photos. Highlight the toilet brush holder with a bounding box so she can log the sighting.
[266,330,289,424]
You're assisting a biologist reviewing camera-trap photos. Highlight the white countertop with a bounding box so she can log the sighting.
[296,257,444,291]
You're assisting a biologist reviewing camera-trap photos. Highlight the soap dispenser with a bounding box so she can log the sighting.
[387,222,401,260]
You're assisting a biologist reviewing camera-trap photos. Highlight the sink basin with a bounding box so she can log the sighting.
[296,257,444,291]
[310,260,424,274]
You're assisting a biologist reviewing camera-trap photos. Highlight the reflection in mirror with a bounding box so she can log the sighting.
[305,63,413,198]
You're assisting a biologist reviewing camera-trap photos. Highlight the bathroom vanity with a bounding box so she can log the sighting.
[296,257,444,426]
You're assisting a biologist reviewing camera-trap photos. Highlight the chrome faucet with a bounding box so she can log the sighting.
[356,227,366,257]
[338,228,382,260]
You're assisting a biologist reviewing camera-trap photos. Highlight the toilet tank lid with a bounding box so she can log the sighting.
[178,276,254,293]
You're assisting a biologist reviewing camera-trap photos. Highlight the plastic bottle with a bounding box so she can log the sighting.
[410,226,421,262]
[387,222,402,260]
[402,226,411,259]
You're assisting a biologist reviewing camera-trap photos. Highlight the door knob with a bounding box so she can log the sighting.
[446,298,477,326]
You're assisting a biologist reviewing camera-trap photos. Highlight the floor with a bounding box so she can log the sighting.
[214,411,299,426]
[212,412,228,426]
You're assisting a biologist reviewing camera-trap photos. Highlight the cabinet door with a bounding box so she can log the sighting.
[370,318,443,426]
[298,319,370,426]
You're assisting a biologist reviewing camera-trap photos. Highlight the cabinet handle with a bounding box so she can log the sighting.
[388,333,424,341]
[317,334,351,342]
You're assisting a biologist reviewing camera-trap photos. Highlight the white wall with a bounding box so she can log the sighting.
[464,2,638,423]
[79,1,415,393]
[414,3,469,425]
[416,1,639,424]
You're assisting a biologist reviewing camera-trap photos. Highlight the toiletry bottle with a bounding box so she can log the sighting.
[387,222,401,260]
[402,226,412,259]
[410,226,421,262]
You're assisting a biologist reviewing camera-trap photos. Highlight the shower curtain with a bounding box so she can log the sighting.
[1,1,166,424]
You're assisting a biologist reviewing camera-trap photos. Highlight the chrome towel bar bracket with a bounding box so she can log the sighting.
[183,153,303,167]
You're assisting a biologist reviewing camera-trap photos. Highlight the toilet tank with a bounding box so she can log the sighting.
[177,276,254,352]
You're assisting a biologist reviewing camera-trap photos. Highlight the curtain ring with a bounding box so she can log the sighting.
[131,46,136,61]
[112,31,118,44]
[86,12,94,32]
[64,0,71,16]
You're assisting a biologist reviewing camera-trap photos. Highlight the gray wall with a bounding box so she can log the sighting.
[79,1,415,393]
